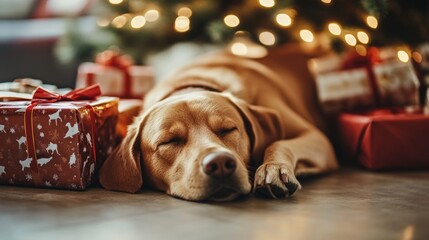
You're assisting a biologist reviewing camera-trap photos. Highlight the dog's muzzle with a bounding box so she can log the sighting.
[201,152,243,201]
[201,152,237,178]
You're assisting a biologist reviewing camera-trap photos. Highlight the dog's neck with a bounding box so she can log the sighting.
[161,79,223,100]
[169,86,218,97]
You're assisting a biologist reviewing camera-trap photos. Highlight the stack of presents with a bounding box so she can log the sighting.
[309,46,429,170]
[1,45,428,191]
[0,50,153,190]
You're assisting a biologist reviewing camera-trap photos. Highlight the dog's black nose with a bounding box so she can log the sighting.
[202,152,237,178]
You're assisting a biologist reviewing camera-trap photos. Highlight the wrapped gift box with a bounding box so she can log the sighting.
[116,99,142,141]
[0,86,118,190]
[76,63,154,99]
[309,48,420,113]
[76,50,154,99]
[0,78,70,94]
[338,109,429,170]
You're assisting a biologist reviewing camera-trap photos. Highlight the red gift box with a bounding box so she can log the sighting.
[338,109,429,170]
[116,99,142,141]
[309,48,420,113]
[76,50,154,99]
[0,85,118,190]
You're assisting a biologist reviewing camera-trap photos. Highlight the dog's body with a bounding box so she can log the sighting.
[100,48,338,201]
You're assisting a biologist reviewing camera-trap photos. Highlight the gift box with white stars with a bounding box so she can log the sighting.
[0,97,118,190]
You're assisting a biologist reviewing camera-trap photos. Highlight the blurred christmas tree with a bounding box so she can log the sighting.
[56,0,429,63]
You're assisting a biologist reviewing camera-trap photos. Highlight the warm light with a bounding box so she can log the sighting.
[177,7,192,17]
[109,0,123,5]
[356,44,367,56]
[144,9,159,22]
[224,15,240,27]
[259,31,276,46]
[328,23,341,35]
[175,25,190,32]
[397,50,409,62]
[175,16,190,32]
[357,31,369,44]
[97,18,110,27]
[321,0,332,3]
[366,16,378,29]
[402,225,415,240]
[230,31,268,58]
[300,29,314,43]
[345,34,357,46]
[112,15,127,28]
[276,13,292,27]
[131,15,146,28]
[231,42,248,56]
[413,51,423,63]
[259,0,275,8]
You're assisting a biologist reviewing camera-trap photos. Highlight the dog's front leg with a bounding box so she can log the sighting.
[253,129,338,199]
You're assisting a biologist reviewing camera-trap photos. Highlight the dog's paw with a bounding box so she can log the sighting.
[253,163,301,199]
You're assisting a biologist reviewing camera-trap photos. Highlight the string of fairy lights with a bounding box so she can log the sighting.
[101,0,422,63]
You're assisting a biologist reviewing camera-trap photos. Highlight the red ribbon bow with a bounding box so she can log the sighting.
[86,50,133,98]
[25,84,101,185]
[341,47,382,70]
[95,50,134,69]
[32,83,101,102]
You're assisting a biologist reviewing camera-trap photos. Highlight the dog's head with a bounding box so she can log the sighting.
[99,91,284,201]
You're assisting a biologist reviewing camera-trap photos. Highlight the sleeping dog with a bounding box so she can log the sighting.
[99,49,338,201]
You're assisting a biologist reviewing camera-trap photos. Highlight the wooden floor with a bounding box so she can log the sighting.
[1,168,428,240]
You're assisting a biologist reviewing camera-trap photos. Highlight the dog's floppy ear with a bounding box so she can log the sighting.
[99,117,143,193]
[224,94,285,163]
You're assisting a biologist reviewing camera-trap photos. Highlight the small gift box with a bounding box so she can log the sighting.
[76,50,154,99]
[0,78,70,94]
[337,108,429,170]
[0,85,118,190]
[309,47,420,113]
[116,99,142,141]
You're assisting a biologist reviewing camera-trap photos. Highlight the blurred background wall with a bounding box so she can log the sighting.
[0,0,98,88]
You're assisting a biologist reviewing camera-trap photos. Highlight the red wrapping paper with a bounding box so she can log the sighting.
[338,109,429,170]
[309,48,420,113]
[116,99,142,141]
[0,87,118,190]
[76,50,154,99]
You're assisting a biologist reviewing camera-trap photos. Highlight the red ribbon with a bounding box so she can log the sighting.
[86,50,133,97]
[32,83,101,102]
[341,47,383,106]
[95,50,133,69]
[24,84,101,185]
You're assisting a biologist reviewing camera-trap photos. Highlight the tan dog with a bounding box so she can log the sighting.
[99,47,338,201]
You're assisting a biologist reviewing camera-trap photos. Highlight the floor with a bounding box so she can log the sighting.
[1,168,428,240]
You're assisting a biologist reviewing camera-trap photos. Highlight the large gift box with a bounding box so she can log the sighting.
[309,48,420,113]
[338,109,429,170]
[76,50,154,99]
[0,85,119,190]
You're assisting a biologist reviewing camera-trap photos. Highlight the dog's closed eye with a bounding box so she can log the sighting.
[157,136,185,148]
[154,122,188,149]
[158,137,185,147]
[216,127,238,137]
